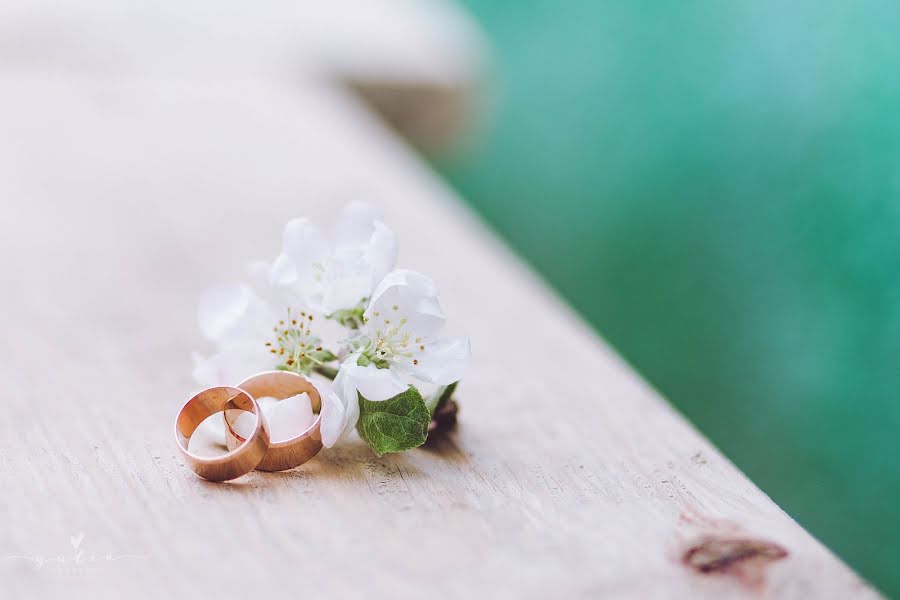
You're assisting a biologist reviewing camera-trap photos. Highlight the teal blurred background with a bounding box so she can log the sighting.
[437,1,900,594]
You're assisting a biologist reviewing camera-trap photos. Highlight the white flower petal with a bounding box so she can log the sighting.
[333,201,381,248]
[280,219,331,305]
[198,283,278,345]
[230,406,262,440]
[336,367,361,443]
[318,216,397,313]
[366,220,398,285]
[324,361,366,446]
[269,205,400,315]
[194,415,226,449]
[246,259,271,288]
[343,385,360,443]
[191,343,275,387]
[319,375,348,448]
[319,248,373,313]
[283,217,329,267]
[197,283,250,342]
[347,362,408,401]
[396,337,471,385]
[267,252,297,288]
[364,269,445,342]
[262,393,314,442]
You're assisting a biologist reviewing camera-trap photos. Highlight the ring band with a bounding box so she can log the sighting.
[225,371,323,471]
[174,386,270,482]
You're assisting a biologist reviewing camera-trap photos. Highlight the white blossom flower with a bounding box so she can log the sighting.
[192,282,279,387]
[192,277,333,387]
[268,202,398,316]
[191,205,467,454]
[320,269,470,446]
[192,275,343,446]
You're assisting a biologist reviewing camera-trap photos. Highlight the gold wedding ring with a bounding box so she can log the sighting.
[174,386,270,482]
[224,371,323,472]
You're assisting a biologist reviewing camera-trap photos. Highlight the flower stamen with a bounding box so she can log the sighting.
[266,307,334,375]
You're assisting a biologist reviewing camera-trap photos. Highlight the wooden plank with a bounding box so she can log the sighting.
[0,1,878,598]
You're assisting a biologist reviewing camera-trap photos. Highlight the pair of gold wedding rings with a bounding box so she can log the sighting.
[173,371,323,482]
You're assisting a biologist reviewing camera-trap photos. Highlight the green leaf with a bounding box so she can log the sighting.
[356,386,430,456]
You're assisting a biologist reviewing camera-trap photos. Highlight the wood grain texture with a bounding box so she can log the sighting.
[0,1,878,598]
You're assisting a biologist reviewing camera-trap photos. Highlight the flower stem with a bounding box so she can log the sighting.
[425,381,458,415]
[313,364,339,380]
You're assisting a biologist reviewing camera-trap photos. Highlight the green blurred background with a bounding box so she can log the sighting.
[437,1,900,594]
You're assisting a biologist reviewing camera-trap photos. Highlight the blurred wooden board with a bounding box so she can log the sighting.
[0,1,878,598]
